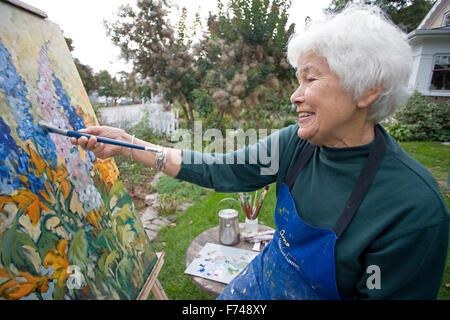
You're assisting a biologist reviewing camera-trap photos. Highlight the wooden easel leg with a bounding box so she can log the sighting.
[151,279,168,300]
[137,251,168,300]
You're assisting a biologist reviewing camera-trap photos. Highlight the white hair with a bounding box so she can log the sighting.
[287,4,413,123]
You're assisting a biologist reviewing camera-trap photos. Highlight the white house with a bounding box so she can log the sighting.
[408,0,450,97]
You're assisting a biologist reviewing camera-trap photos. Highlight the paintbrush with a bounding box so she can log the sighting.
[239,192,252,219]
[38,121,161,153]
[252,185,270,220]
[252,190,258,219]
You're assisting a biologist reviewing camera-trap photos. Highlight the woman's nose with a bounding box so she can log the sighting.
[290,85,305,105]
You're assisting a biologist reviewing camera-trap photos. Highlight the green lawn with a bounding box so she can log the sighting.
[149,141,450,300]
[150,186,277,300]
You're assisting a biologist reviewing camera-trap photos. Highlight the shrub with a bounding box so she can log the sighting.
[385,122,414,141]
[126,109,165,144]
[394,92,450,141]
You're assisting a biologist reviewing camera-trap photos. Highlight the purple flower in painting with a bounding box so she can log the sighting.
[37,42,102,212]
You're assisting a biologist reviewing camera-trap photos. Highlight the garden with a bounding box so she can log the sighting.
[112,92,450,300]
[91,0,450,300]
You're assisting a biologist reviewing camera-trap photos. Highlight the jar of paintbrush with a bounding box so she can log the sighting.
[238,185,270,235]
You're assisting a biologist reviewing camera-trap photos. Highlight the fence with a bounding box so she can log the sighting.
[98,103,179,137]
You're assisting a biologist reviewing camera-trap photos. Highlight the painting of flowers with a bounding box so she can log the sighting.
[0,2,157,300]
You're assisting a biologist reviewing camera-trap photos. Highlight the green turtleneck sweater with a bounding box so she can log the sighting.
[176,124,449,299]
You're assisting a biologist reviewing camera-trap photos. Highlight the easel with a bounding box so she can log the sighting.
[137,251,168,300]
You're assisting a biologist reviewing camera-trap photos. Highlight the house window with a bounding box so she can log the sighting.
[444,12,450,27]
[430,55,450,91]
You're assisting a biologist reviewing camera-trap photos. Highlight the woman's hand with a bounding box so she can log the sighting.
[70,126,131,159]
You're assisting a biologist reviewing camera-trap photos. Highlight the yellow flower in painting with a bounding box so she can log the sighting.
[43,239,70,287]
[12,190,51,225]
[0,268,49,300]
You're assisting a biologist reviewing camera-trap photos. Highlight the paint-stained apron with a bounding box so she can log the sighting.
[218,126,386,300]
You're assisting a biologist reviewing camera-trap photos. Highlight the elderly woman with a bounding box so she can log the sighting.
[72,5,449,299]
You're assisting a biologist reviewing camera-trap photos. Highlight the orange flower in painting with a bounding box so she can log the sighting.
[0,269,49,300]
[39,189,51,203]
[80,111,97,128]
[12,189,51,225]
[0,196,11,215]
[18,174,29,186]
[43,239,70,287]
[93,159,118,185]
[52,165,70,199]
[28,146,46,177]
[86,210,100,232]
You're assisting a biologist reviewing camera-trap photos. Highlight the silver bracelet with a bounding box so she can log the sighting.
[154,147,167,171]
[130,135,135,161]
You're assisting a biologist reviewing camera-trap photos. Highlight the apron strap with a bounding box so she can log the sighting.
[285,126,387,238]
[332,126,386,238]
[286,143,316,191]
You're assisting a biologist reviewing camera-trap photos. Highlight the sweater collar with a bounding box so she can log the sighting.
[318,126,379,162]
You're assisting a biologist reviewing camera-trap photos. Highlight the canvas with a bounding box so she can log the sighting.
[0,1,157,300]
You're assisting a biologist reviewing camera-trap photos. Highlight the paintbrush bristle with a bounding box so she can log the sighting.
[38,120,50,132]
[38,121,67,135]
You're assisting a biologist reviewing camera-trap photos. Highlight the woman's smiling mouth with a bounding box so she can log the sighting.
[298,112,315,124]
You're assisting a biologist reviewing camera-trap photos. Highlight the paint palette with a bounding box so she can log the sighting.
[185,243,258,284]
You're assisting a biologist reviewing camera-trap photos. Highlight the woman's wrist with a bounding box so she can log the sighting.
[120,131,134,158]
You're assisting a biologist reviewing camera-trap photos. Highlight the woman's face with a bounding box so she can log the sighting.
[290,51,372,148]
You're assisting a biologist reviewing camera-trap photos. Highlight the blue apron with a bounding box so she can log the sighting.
[218,126,386,300]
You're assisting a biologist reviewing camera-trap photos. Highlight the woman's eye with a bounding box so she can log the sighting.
[307,78,316,82]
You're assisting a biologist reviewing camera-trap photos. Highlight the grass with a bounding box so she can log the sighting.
[146,141,449,300]
[150,185,277,300]
[399,142,450,208]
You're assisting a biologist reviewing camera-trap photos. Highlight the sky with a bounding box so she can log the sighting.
[23,0,332,76]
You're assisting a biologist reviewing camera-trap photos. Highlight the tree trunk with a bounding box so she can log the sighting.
[178,95,194,131]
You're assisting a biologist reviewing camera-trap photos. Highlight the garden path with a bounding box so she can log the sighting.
[137,172,192,241]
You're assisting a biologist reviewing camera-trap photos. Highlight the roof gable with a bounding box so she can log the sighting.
[418,0,450,30]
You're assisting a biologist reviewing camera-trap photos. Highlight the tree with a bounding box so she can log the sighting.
[117,71,141,103]
[325,0,434,33]
[97,70,121,106]
[64,36,99,95]
[105,0,298,131]
[74,58,99,95]
[64,36,75,52]
[105,0,199,130]
[192,0,297,128]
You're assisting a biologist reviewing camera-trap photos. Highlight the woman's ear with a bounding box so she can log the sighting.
[357,85,383,109]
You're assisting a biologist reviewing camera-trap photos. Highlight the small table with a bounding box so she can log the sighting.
[185,223,274,297]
